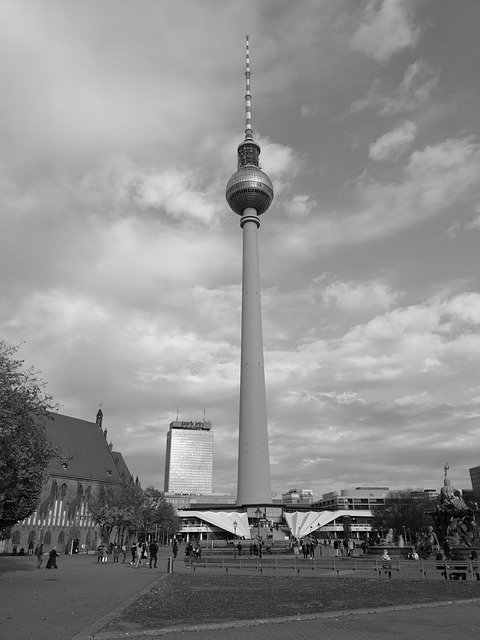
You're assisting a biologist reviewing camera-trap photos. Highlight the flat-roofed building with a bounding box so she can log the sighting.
[164,420,213,493]
[470,465,480,499]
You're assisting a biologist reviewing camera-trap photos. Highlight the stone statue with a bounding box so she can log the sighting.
[431,464,480,557]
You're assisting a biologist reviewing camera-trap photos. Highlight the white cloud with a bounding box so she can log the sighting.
[350,0,421,63]
[351,60,439,114]
[284,194,316,218]
[322,280,400,312]
[369,120,417,161]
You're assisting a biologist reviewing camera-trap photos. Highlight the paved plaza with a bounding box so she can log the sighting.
[1,547,479,640]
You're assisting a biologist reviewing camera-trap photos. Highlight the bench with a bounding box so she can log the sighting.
[437,561,480,580]
[375,560,401,578]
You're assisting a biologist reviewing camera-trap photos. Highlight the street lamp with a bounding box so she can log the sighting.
[233,520,237,540]
[255,508,262,538]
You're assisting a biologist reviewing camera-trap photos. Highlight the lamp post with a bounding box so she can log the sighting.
[255,508,262,539]
[233,520,237,540]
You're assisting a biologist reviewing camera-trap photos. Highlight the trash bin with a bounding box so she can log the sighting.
[167,557,174,573]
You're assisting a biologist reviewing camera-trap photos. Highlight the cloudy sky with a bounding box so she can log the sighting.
[2,0,480,499]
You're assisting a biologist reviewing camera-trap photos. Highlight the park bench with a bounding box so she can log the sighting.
[436,561,480,581]
[375,560,401,579]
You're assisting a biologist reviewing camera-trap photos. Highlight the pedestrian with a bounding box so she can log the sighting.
[237,541,242,556]
[113,544,119,564]
[172,540,178,559]
[130,543,136,564]
[102,544,108,563]
[348,538,354,557]
[149,540,158,568]
[97,544,103,564]
[45,547,58,569]
[36,544,44,568]
[121,544,127,563]
[333,539,339,557]
[342,538,348,557]
[134,543,142,568]
[141,542,148,567]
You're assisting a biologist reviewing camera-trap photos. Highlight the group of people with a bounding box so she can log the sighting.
[331,537,355,557]
[35,544,58,569]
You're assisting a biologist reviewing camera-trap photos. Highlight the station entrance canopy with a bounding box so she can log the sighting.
[284,510,372,539]
[177,510,251,539]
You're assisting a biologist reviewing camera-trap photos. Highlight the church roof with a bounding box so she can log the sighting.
[111,451,133,483]
[44,413,125,483]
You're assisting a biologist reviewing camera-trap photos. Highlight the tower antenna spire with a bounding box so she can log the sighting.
[245,34,253,141]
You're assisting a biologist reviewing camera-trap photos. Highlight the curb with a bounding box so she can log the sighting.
[74,597,480,639]
[71,573,170,640]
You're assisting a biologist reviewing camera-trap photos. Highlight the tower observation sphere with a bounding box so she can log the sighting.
[226,163,274,216]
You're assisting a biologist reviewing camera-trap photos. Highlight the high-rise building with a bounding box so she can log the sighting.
[226,36,274,506]
[163,420,213,493]
[470,465,480,498]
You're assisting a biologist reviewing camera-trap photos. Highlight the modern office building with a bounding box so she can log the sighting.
[163,420,214,493]
[470,465,480,498]
[312,487,390,511]
[281,488,314,504]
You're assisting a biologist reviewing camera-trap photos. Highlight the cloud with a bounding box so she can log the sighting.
[369,120,417,161]
[351,60,439,114]
[350,0,421,63]
[284,194,316,218]
[322,280,401,312]
[275,136,480,254]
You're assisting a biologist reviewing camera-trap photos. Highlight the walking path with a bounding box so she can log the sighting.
[0,548,171,640]
[1,548,479,640]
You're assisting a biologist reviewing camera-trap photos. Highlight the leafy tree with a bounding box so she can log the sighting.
[88,481,145,543]
[0,341,58,533]
[371,489,436,541]
[139,486,180,540]
[88,483,179,544]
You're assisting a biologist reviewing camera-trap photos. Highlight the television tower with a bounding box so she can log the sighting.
[226,35,274,506]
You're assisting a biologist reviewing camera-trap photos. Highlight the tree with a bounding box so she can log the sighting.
[0,341,58,533]
[371,489,436,541]
[88,483,180,544]
[139,486,180,541]
[88,481,145,543]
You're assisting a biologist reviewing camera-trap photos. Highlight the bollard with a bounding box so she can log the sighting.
[167,557,174,574]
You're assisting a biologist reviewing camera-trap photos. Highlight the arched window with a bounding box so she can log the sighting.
[86,531,91,547]
[51,480,58,497]
[44,531,52,545]
[76,483,83,498]
[85,486,92,500]
[12,530,21,545]
[38,531,44,544]
[27,531,36,547]
[58,531,65,545]
[60,483,67,499]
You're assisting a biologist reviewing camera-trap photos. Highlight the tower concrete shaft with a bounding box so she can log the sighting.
[237,209,271,505]
[226,36,273,506]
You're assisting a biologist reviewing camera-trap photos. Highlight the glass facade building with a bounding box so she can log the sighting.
[164,421,214,493]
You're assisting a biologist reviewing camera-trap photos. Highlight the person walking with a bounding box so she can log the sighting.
[112,543,119,564]
[172,540,178,559]
[45,548,58,569]
[36,544,44,568]
[149,540,158,568]
[130,543,136,565]
[102,544,108,563]
[121,544,127,563]
[134,543,142,568]
[97,544,103,564]
[333,539,339,557]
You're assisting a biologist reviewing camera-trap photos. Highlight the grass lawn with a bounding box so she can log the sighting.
[104,573,480,631]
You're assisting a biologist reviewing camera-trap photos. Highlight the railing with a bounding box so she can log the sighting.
[179,554,480,580]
